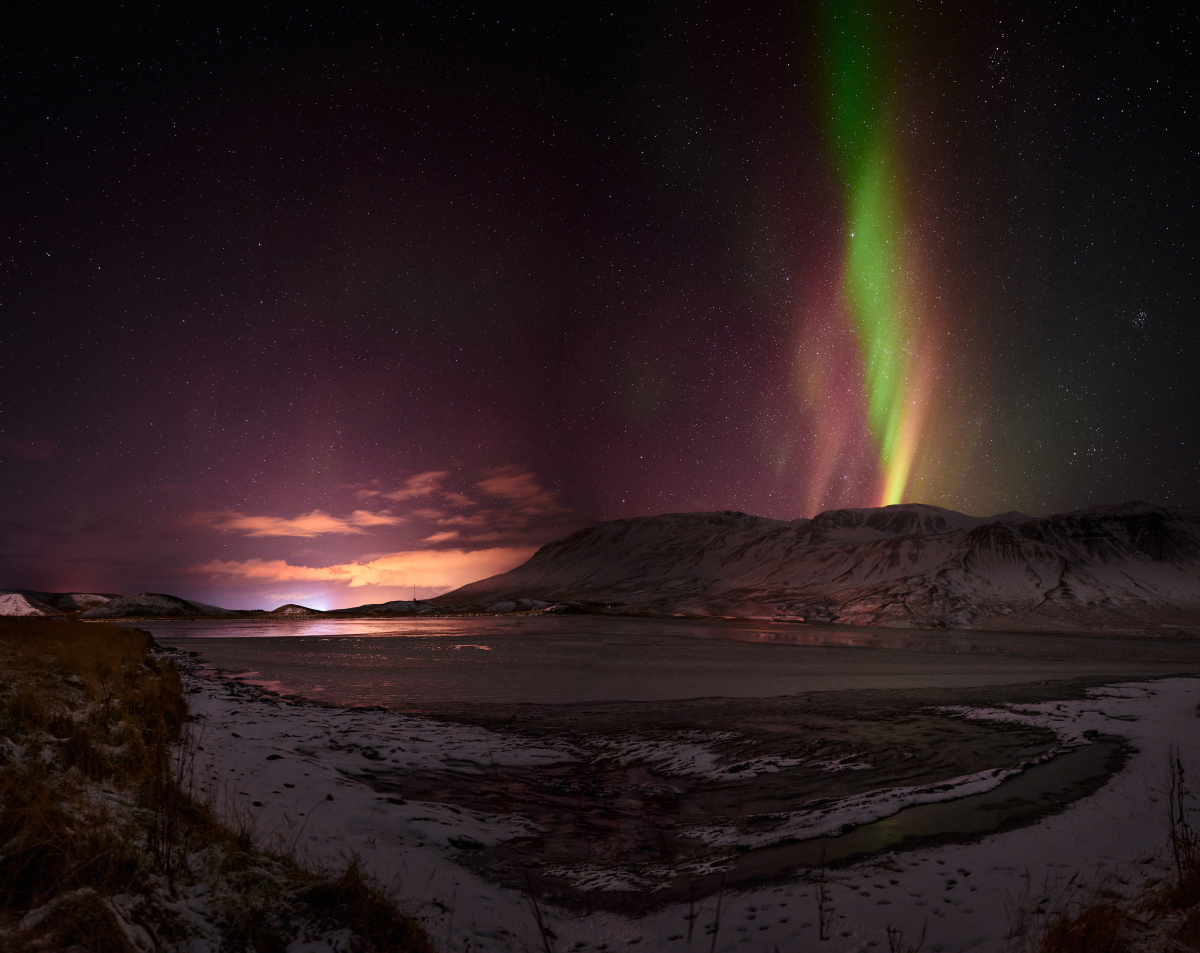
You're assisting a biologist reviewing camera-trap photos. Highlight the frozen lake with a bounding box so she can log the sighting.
[161,619,1200,951]
[142,615,1200,707]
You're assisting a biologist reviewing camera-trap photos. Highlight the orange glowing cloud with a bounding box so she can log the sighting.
[194,546,535,590]
[196,509,405,537]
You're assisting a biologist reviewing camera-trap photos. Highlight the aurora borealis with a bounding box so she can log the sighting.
[1,2,1196,607]
[804,0,944,509]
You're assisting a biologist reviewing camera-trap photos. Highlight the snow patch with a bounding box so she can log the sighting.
[0,592,59,616]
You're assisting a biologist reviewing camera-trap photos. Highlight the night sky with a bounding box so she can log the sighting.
[1,2,1196,609]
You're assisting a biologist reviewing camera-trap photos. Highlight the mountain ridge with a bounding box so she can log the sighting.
[6,502,1199,628]
[433,502,1200,629]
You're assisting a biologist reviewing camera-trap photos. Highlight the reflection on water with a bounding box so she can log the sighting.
[140,615,1200,707]
[723,625,1200,661]
[142,614,1200,656]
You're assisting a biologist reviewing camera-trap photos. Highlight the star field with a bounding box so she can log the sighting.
[0,1,1196,606]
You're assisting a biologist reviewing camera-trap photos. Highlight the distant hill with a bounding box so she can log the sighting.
[0,591,62,616]
[0,589,489,619]
[0,589,241,619]
[433,502,1200,630]
[270,604,321,616]
[0,589,121,616]
[80,592,238,619]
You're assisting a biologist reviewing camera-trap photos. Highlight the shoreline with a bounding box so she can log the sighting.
[170,648,1200,951]
[82,610,1200,643]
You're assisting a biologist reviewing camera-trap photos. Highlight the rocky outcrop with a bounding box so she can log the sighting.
[434,503,1200,629]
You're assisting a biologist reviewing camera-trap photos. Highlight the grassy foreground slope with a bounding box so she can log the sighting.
[0,617,435,952]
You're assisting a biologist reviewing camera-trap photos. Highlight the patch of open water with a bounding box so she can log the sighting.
[734,736,1128,873]
[142,615,1200,706]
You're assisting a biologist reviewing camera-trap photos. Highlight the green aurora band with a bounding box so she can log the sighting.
[821,1,918,504]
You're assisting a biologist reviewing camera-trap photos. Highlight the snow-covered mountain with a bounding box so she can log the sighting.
[435,502,1200,629]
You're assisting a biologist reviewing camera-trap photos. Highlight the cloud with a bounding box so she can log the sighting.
[411,508,447,520]
[477,467,569,517]
[0,437,58,461]
[195,546,535,590]
[196,509,405,538]
[373,467,576,545]
[430,513,489,528]
[190,468,567,545]
[338,510,405,528]
[381,470,450,501]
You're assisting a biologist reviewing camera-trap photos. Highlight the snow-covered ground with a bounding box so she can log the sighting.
[183,665,1200,953]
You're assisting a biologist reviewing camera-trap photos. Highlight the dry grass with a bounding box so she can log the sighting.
[886,921,927,953]
[0,618,179,912]
[211,859,437,953]
[3,888,143,953]
[1038,903,1136,953]
[0,616,435,951]
[1023,749,1200,953]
